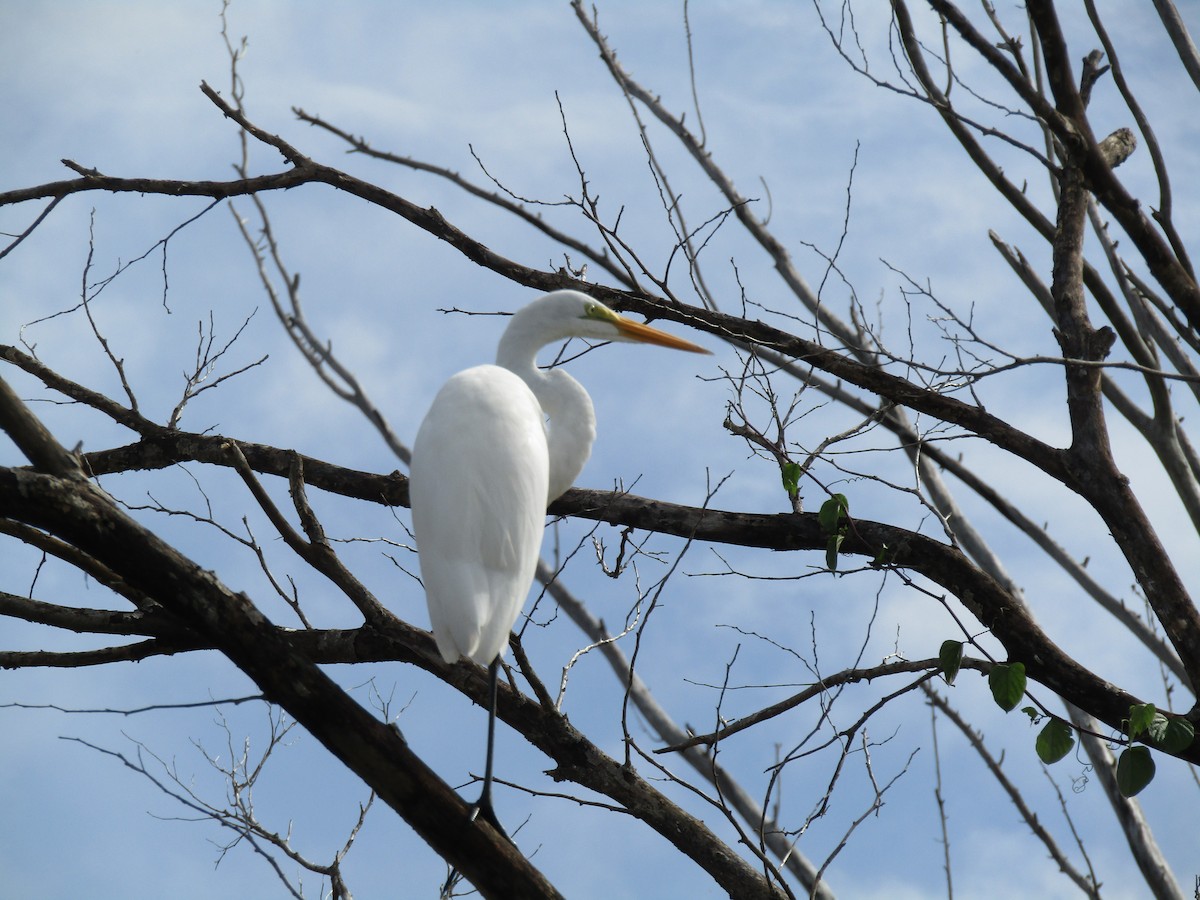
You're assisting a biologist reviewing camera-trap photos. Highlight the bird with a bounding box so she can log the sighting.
[409,289,708,839]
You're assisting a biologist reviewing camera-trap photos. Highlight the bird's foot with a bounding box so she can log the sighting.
[468,793,512,844]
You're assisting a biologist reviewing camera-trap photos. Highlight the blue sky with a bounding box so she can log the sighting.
[2,2,1198,898]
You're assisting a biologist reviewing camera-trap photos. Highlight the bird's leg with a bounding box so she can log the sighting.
[441,659,510,898]
[469,657,510,839]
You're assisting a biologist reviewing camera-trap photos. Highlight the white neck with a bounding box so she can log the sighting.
[497,320,596,502]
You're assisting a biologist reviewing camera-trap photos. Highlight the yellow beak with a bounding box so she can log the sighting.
[612,315,711,354]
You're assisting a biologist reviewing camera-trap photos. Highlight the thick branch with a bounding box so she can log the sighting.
[0,409,559,900]
[73,433,1182,754]
[1037,36,1200,693]
[890,0,1200,699]
[0,377,83,477]
[0,466,789,898]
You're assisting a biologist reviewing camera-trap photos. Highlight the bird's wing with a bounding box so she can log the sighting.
[410,364,550,665]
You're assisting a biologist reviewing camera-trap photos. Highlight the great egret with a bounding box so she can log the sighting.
[409,289,708,836]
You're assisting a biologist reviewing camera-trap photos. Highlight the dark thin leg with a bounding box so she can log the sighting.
[441,658,510,898]
[470,658,509,838]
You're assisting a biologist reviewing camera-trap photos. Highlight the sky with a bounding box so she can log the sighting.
[2,2,1198,898]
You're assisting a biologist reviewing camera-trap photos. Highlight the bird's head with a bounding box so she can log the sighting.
[524,290,710,354]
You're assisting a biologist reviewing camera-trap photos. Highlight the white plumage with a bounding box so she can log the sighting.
[408,289,707,834]
[411,364,551,664]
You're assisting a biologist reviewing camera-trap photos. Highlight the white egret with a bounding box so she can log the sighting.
[409,289,708,835]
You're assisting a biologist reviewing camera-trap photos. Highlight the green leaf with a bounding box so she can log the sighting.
[1036,718,1075,764]
[819,495,849,571]
[825,533,845,571]
[1146,711,1169,744]
[1021,706,1040,722]
[1152,716,1195,754]
[988,662,1027,712]
[938,640,963,685]
[781,461,802,498]
[818,494,849,534]
[1116,746,1156,797]
[1127,702,1157,739]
